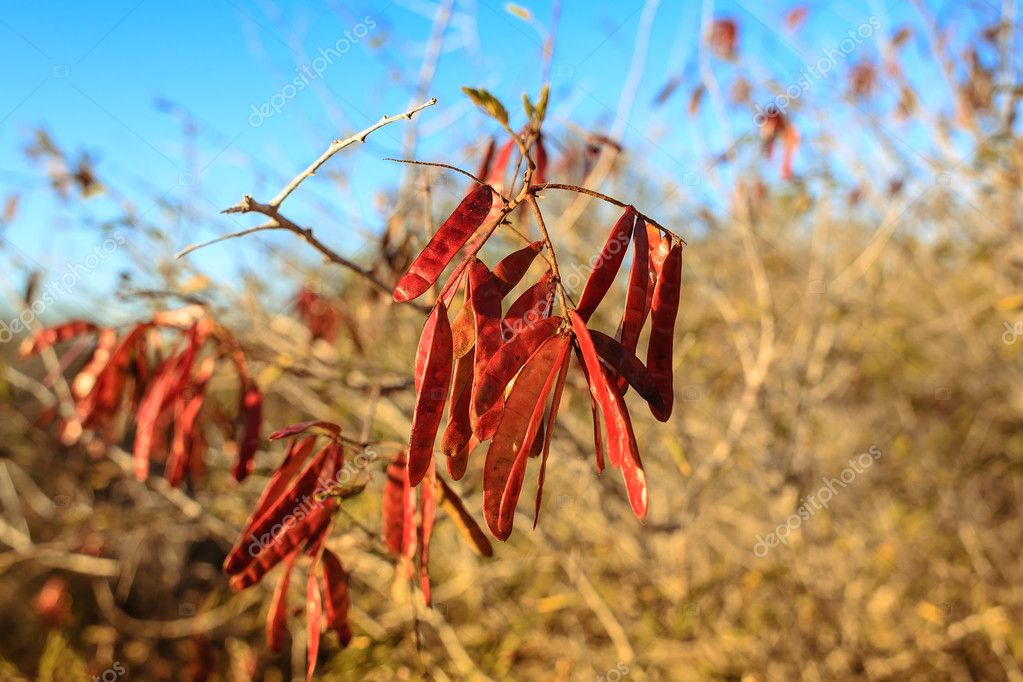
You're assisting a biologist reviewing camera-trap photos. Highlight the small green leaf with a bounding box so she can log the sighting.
[522,93,535,119]
[535,83,550,122]
[462,86,509,125]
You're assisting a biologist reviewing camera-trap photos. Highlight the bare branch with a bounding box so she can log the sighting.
[269,97,437,208]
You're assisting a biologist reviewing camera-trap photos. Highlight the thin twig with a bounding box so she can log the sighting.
[174,225,280,260]
[176,99,437,316]
[217,197,431,315]
[384,158,490,190]
[531,183,688,245]
[269,98,437,208]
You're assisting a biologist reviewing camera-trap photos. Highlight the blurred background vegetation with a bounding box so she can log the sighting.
[1,1,1022,680]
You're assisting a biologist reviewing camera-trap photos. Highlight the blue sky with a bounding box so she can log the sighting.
[0,0,994,320]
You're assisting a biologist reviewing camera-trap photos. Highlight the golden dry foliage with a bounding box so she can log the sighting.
[1,6,1023,682]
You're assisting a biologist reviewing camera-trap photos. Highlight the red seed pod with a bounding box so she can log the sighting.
[501,271,555,341]
[575,207,637,322]
[418,466,437,604]
[617,213,650,355]
[569,311,623,469]
[570,312,648,517]
[232,381,263,482]
[533,350,571,527]
[238,435,318,545]
[449,285,476,360]
[600,364,648,518]
[468,260,504,387]
[487,138,516,190]
[483,333,570,540]
[166,357,216,487]
[393,184,494,303]
[408,302,453,486]
[534,133,548,185]
[223,444,334,575]
[442,346,476,479]
[492,241,544,296]
[471,316,562,440]
[647,242,682,421]
[588,329,664,413]
[320,549,353,647]
[266,550,298,651]
[383,452,415,557]
[228,499,337,591]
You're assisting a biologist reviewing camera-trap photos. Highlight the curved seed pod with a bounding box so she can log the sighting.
[77,323,149,425]
[238,436,319,543]
[600,365,649,518]
[408,303,453,486]
[320,549,353,647]
[588,329,664,413]
[534,133,548,185]
[166,357,216,487]
[501,271,555,341]
[393,184,494,303]
[645,230,672,315]
[468,260,504,422]
[449,285,476,360]
[266,550,298,651]
[228,499,337,591]
[133,353,188,480]
[575,207,637,322]
[223,444,334,574]
[383,452,414,557]
[232,381,263,482]
[471,316,562,440]
[469,259,504,380]
[570,313,648,516]
[439,256,472,308]
[572,348,606,473]
[19,320,100,357]
[492,241,543,296]
[437,478,493,557]
[487,138,516,189]
[569,311,622,468]
[647,242,682,421]
[306,566,322,682]
[483,334,570,540]
[617,213,650,355]
[533,352,571,527]
[418,466,437,604]
[441,347,475,479]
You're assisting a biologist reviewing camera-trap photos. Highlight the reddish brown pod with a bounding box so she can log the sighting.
[647,241,683,421]
[407,302,454,485]
[393,183,494,302]
[22,307,264,487]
